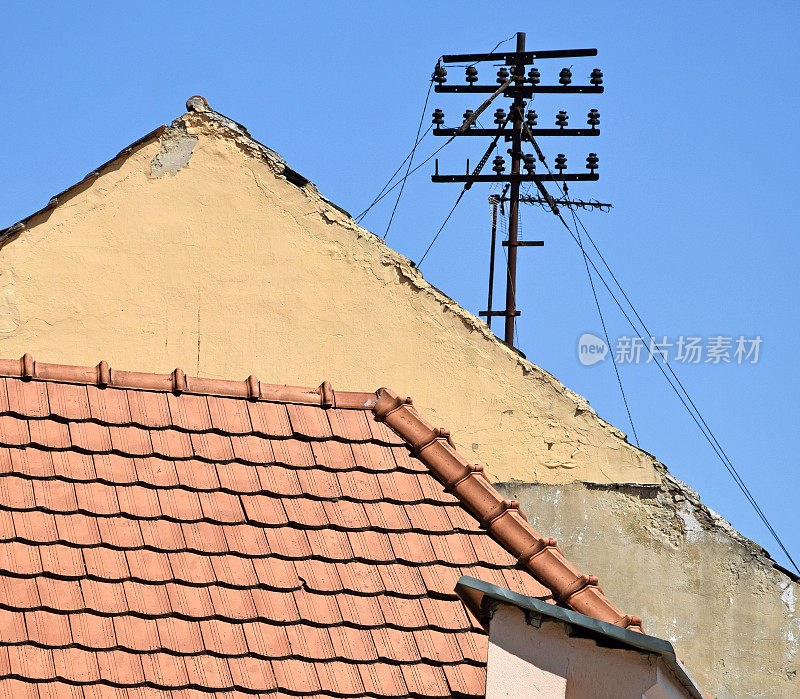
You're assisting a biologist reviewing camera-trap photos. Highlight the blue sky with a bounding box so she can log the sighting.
[2,2,799,570]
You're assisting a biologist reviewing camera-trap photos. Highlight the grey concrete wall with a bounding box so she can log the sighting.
[495,471,799,698]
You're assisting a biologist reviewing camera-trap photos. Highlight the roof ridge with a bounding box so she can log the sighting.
[372,387,645,633]
[0,353,376,410]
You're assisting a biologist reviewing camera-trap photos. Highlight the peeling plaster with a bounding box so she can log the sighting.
[783,583,796,613]
[150,122,198,177]
[496,475,800,697]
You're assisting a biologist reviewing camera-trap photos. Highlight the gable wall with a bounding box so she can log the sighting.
[0,110,655,487]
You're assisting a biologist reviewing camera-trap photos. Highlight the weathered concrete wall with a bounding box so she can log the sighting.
[0,104,655,486]
[495,475,799,698]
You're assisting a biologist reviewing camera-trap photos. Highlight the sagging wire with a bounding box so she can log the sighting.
[384,76,436,241]
[521,120,799,574]
[417,116,511,268]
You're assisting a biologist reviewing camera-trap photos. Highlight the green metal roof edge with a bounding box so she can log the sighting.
[455,575,706,699]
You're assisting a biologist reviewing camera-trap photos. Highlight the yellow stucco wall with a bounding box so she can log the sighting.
[0,107,656,485]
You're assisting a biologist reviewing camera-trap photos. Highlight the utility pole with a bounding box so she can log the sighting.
[504,32,525,346]
[431,32,605,348]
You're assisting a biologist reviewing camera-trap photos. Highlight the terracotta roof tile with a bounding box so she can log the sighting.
[166,393,212,432]
[253,464,301,497]
[0,415,29,445]
[96,648,146,686]
[271,658,320,694]
[109,425,152,455]
[181,521,228,554]
[444,663,488,697]
[250,588,300,623]
[337,469,383,501]
[247,401,292,437]
[5,378,49,417]
[241,621,291,657]
[39,542,85,577]
[0,358,639,697]
[286,403,332,439]
[0,678,39,698]
[310,439,356,470]
[94,453,138,484]
[52,450,96,481]
[113,615,160,651]
[55,512,102,546]
[316,660,365,694]
[133,456,178,487]
[127,389,171,428]
[223,523,270,557]
[29,419,71,449]
[215,461,261,493]
[207,395,252,434]
[25,610,72,646]
[401,662,451,697]
[69,421,112,452]
[358,661,408,696]
[351,439,398,471]
[149,428,193,460]
[326,408,373,442]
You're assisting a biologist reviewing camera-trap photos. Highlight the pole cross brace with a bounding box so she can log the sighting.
[502,240,544,247]
[479,310,522,317]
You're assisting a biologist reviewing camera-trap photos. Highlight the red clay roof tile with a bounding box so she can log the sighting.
[0,415,29,445]
[68,421,112,453]
[109,425,152,455]
[29,418,71,449]
[207,395,252,434]
[127,389,171,428]
[286,403,332,439]
[6,612,33,647]
[5,378,49,417]
[0,358,639,697]
[96,648,146,686]
[166,393,212,432]
[46,381,92,421]
[358,660,408,696]
[247,401,292,437]
[148,428,193,460]
[337,469,383,501]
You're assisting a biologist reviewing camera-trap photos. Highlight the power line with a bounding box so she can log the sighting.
[520,120,798,572]
[355,132,455,222]
[417,117,510,267]
[417,189,467,267]
[565,212,798,573]
[370,35,518,235]
[356,124,433,224]
[568,204,640,446]
[384,77,436,240]
[545,198,796,572]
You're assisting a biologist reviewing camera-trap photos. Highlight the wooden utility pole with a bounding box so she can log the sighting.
[430,32,605,348]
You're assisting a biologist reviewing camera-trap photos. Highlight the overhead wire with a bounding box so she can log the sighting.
[354,132,455,222]
[568,202,639,446]
[362,33,519,232]
[520,121,798,572]
[417,116,510,268]
[383,76,436,240]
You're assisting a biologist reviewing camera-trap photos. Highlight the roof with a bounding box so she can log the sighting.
[0,354,640,697]
[455,576,704,699]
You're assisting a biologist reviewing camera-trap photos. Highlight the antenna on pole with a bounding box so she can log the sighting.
[431,32,607,349]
